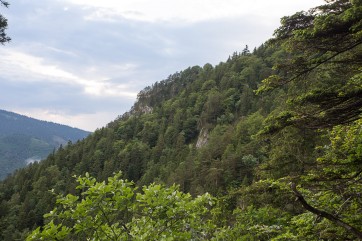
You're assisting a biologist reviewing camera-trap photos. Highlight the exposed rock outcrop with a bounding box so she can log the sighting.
[196,128,208,148]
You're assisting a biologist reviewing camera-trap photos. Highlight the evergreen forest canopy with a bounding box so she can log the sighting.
[0,0,361,240]
[0,109,91,180]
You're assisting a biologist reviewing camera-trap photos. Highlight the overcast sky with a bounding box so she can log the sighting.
[0,0,324,131]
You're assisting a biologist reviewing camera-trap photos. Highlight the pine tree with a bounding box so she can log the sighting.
[0,0,10,44]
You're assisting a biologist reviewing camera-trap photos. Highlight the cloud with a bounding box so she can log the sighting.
[0,76,134,131]
[0,48,138,97]
[64,0,325,23]
[15,108,120,131]
[2,50,81,82]
[1,0,325,131]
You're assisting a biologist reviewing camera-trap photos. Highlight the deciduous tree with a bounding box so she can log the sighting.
[27,172,218,241]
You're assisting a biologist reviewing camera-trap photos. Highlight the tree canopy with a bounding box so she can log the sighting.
[0,0,361,240]
[258,0,362,130]
[27,172,218,241]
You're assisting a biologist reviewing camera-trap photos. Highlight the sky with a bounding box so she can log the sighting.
[0,0,325,131]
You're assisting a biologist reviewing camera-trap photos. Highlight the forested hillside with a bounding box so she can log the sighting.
[0,110,90,179]
[0,0,361,240]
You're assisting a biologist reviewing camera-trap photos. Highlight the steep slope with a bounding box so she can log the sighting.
[0,1,361,238]
[0,47,276,239]
[0,109,91,179]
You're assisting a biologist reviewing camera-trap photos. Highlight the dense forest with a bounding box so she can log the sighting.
[0,0,361,240]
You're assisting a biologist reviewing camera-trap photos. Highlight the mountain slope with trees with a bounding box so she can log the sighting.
[0,109,91,179]
[0,0,361,240]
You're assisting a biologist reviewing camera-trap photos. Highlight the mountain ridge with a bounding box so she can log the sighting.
[0,109,91,179]
[0,1,361,239]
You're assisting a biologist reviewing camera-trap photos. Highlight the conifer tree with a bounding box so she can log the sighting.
[0,0,10,44]
[258,0,362,131]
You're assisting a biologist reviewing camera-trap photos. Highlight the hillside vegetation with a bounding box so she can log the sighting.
[0,0,361,240]
[0,110,90,179]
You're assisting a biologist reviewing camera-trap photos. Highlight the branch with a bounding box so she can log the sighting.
[0,0,9,7]
[291,183,362,240]
[97,201,119,241]
[287,40,362,84]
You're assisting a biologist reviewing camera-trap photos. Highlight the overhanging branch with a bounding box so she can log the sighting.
[291,183,362,240]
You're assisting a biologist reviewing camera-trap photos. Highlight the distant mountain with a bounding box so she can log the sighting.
[0,109,90,179]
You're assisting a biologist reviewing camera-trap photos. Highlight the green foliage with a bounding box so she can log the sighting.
[27,172,217,241]
[0,43,274,238]
[294,120,362,239]
[215,205,292,241]
[1,1,362,239]
[258,0,362,130]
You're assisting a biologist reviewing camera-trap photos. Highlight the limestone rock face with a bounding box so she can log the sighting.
[196,128,208,148]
